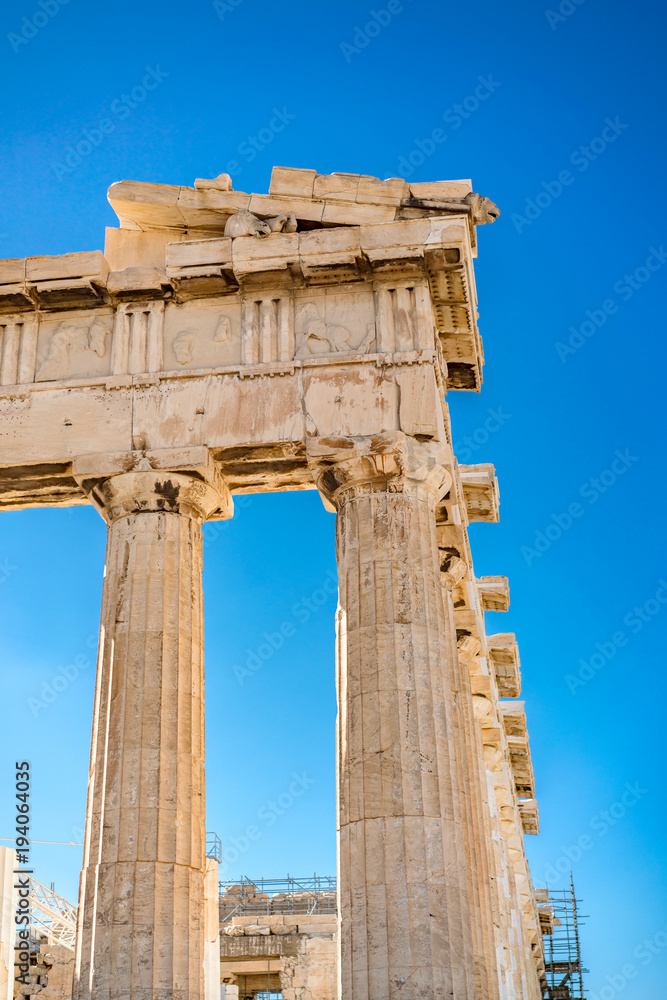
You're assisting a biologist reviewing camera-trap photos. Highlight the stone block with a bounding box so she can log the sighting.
[108,180,186,230]
[269,166,317,199]
[313,172,362,203]
[107,266,168,299]
[194,173,233,191]
[0,258,26,285]
[26,250,109,283]
[165,238,233,271]
[359,218,432,251]
[356,175,409,205]
[410,179,472,199]
[322,200,397,226]
[248,193,324,223]
[104,228,188,271]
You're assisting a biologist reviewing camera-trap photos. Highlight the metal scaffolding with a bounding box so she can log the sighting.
[542,875,588,999]
[206,830,222,863]
[28,877,78,949]
[219,874,337,923]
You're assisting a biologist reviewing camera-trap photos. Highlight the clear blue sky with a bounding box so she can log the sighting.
[1,0,665,996]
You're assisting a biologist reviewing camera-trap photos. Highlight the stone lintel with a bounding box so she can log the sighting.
[0,360,449,511]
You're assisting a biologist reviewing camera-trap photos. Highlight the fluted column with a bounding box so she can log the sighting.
[73,470,229,1000]
[436,559,488,1000]
[450,621,501,1000]
[309,432,476,1000]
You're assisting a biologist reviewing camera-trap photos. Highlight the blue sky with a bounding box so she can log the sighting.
[1,0,666,996]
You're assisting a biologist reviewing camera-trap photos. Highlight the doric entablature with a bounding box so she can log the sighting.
[101,166,497,391]
[488,633,521,697]
[0,165,498,513]
[476,574,510,612]
[0,189,489,419]
[458,463,500,522]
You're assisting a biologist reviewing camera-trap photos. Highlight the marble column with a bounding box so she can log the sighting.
[450,622,501,1000]
[73,471,228,1000]
[309,432,477,1000]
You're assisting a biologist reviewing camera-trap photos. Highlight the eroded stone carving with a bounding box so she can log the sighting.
[224,209,297,238]
[174,330,196,365]
[213,314,232,344]
[295,301,375,357]
[37,316,111,381]
[465,192,500,224]
[173,313,233,365]
[410,190,500,224]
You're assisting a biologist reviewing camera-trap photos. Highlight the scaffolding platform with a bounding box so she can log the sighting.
[542,875,588,999]
[219,874,337,923]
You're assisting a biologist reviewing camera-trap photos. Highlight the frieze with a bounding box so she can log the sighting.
[35,313,113,382]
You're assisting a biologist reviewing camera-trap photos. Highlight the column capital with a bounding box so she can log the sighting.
[441,554,467,589]
[307,431,451,509]
[457,633,482,662]
[73,447,232,524]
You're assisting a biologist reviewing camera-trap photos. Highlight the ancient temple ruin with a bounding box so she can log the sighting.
[1,166,554,998]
